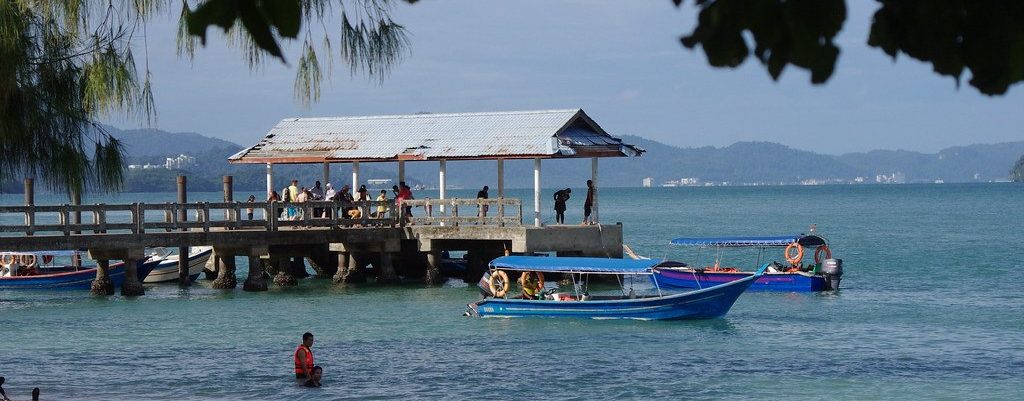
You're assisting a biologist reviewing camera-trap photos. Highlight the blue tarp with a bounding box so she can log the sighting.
[669,235,826,247]
[489,256,662,274]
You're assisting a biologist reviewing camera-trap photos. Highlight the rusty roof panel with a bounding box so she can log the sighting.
[230,109,643,163]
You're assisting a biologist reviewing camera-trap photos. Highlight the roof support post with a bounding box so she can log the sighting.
[352,161,360,193]
[398,160,405,185]
[265,163,274,199]
[323,162,331,187]
[591,157,599,224]
[497,158,504,198]
[534,158,541,227]
[439,160,447,225]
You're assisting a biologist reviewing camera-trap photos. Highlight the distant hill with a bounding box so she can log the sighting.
[3,127,1021,194]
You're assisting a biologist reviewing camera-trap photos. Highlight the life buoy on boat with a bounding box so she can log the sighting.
[489,270,510,298]
[0,254,15,266]
[20,254,37,268]
[784,243,804,266]
[813,245,832,264]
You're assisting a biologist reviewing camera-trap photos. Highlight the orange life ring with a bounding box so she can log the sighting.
[785,243,804,265]
[20,254,37,267]
[813,245,832,264]
[489,270,510,298]
[0,254,14,266]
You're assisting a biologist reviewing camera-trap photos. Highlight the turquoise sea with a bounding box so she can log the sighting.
[1,184,1022,400]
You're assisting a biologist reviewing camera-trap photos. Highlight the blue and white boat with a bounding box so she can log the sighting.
[466,256,765,320]
[143,246,214,283]
[653,234,844,292]
[0,251,158,290]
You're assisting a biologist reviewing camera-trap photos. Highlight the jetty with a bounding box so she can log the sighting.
[0,109,642,295]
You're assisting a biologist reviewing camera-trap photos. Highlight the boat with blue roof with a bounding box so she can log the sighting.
[466,255,765,320]
[652,234,844,292]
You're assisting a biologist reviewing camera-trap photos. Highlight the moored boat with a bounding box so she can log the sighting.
[653,234,844,292]
[143,247,214,283]
[466,256,765,320]
[0,251,158,290]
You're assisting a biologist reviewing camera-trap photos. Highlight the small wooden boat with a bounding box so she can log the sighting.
[0,251,158,290]
[466,256,765,320]
[143,247,214,283]
[653,234,844,292]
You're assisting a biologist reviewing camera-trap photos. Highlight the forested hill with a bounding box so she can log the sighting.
[2,127,1021,194]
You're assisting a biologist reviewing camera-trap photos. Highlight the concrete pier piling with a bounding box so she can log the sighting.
[90,259,114,296]
[121,258,145,296]
[212,252,237,289]
[331,252,349,284]
[376,252,399,284]
[273,257,299,286]
[242,255,268,292]
[425,250,442,285]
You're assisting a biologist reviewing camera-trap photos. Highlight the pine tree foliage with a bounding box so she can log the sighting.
[1,0,410,196]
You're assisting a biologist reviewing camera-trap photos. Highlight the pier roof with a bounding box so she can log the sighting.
[228,109,644,164]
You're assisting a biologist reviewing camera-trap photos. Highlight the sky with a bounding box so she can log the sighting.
[105,0,1024,155]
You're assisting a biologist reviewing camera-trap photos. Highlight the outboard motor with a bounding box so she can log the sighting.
[821,258,843,291]
[477,271,493,297]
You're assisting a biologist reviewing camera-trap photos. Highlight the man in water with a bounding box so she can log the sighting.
[0,376,10,401]
[303,366,323,388]
[294,332,315,382]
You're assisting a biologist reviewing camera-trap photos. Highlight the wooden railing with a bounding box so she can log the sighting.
[399,198,522,226]
[0,198,523,236]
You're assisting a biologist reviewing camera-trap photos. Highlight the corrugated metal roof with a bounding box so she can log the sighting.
[229,109,644,164]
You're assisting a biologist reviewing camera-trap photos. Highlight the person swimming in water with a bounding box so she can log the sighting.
[0,377,11,401]
[303,366,323,388]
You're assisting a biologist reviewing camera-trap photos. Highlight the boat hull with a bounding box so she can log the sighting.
[143,247,213,283]
[654,268,826,292]
[468,273,758,320]
[0,260,157,290]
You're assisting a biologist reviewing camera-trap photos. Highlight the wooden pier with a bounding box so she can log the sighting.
[0,177,622,295]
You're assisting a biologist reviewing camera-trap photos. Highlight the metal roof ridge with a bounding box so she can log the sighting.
[276,108,583,123]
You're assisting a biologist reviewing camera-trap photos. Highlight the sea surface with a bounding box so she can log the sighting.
[1,184,1022,400]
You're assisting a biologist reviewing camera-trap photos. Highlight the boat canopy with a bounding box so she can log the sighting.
[489,256,663,275]
[669,235,827,248]
[1,250,82,257]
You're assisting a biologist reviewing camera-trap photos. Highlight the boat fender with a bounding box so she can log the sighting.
[813,245,832,265]
[20,254,37,268]
[784,243,804,266]
[489,270,510,298]
[0,254,14,266]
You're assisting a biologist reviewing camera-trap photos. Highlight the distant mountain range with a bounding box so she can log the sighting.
[3,126,1021,194]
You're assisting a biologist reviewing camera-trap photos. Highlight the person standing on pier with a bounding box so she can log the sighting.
[477,186,489,219]
[553,188,571,224]
[582,180,595,225]
[323,183,335,218]
[294,332,316,382]
[288,180,300,202]
[375,189,388,218]
[246,194,256,220]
